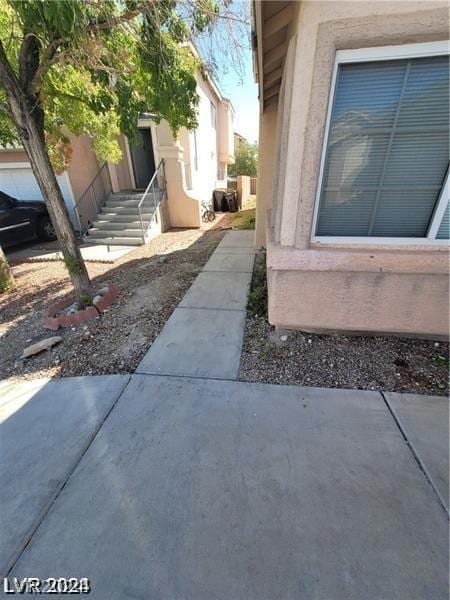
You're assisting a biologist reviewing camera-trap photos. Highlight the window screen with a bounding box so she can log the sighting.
[436,203,449,240]
[316,55,450,237]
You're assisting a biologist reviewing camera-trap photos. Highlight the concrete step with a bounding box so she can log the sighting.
[87,236,143,246]
[106,195,163,208]
[108,193,144,202]
[108,191,162,201]
[89,228,144,239]
[100,206,144,215]
[93,220,150,231]
[95,213,153,223]
[99,208,154,217]
[106,199,142,208]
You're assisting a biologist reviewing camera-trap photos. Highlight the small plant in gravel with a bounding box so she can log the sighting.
[79,294,94,307]
[247,250,268,317]
[0,246,13,293]
[435,354,449,369]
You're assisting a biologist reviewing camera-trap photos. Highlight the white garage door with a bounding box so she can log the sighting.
[0,163,76,224]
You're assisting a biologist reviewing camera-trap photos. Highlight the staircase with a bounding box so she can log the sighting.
[75,160,166,247]
[86,191,151,246]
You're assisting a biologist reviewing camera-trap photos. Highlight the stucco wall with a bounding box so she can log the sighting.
[261,0,449,338]
[184,73,220,203]
[113,135,133,191]
[157,120,201,228]
[255,102,277,247]
[66,134,100,201]
[268,265,449,339]
[217,100,234,163]
[0,150,28,162]
[236,175,251,209]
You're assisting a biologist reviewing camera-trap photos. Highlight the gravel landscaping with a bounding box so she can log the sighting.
[0,216,230,382]
[239,251,449,396]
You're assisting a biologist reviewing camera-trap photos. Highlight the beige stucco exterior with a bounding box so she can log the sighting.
[66,134,100,203]
[105,67,235,229]
[0,51,234,234]
[255,0,449,338]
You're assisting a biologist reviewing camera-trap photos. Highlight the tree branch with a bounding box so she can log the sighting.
[85,1,159,32]
[18,33,39,89]
[0,100,12,117]
[30,38,63,95]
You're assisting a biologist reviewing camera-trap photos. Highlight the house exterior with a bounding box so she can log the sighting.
[0,53,234,246]
[234,131,248,152]
[253,0,449,339]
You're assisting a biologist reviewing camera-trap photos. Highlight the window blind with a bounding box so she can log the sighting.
[436,203,449,240]
[316,55,450,237]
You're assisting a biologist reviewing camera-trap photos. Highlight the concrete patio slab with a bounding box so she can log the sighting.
[384,392,449,511]
[0,375,129,576]
[136,308,246,379]
[203,251,255,273]
[217,229,255,248]
[11,376,448,599]
[179,271,252,310]
[214,245,256,254]
[7,242,134,264]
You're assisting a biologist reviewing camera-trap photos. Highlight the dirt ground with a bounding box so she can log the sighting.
[239,251,449,396]
[1,214,233,382]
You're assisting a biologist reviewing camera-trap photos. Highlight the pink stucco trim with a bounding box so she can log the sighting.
[267,241,449,276]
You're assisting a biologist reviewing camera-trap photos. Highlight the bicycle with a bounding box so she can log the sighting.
[201,201,216,223]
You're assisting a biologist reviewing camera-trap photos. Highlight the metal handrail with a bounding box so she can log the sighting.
[137,159,166,243]
[73,162,112,235]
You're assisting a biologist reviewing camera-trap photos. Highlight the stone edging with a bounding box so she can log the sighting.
[44,284,118,330]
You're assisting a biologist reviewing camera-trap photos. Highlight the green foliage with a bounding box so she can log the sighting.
[230,207,255,230]
[79,293,93,306]
[0,0,223,169]
[247,251,267,317]
[228,142,258,178]
[0,276,13,293]
[435,354,449,369]
[0,255,13,292]
[64,255,84,274]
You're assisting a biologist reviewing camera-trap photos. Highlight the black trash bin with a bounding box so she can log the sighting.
[226,191,238,213]
[213,189,226,212]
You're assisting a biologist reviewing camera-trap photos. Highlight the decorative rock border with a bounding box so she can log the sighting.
[44,284,118,330]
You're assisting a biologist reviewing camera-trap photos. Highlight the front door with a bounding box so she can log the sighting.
[129,128,156,189]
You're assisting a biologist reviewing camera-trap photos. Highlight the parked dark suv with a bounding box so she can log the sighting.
[0,191,56,247]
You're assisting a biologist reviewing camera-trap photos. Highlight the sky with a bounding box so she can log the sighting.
[215,49,259,144]
[196,1,259,144]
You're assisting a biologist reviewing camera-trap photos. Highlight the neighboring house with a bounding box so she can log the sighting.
[253,0,449,339]
[234,131,248,152]
[0,49,235,247]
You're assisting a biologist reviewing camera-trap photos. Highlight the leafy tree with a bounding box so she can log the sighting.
[0,0,226,305]
[0,244,13,292]
[228,141,258,178]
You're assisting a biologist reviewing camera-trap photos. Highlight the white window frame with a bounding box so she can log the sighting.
[311,40,450,246]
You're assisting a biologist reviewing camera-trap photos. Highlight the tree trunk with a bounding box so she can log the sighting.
[19,114,95,304]
[0,44,94,305]
[0,244,13,292]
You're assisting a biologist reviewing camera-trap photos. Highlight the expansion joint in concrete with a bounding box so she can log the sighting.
[380,391,449,517]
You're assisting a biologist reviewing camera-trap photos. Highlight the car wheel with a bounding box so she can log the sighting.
[38,216,56,241]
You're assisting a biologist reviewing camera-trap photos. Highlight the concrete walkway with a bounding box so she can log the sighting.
[7,241,135,264]
[1,229,448,598]
[2,376,448,599]
[136,230,255,380]
[0,375,130,576]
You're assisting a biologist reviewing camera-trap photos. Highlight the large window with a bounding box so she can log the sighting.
[314,42,449,243]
